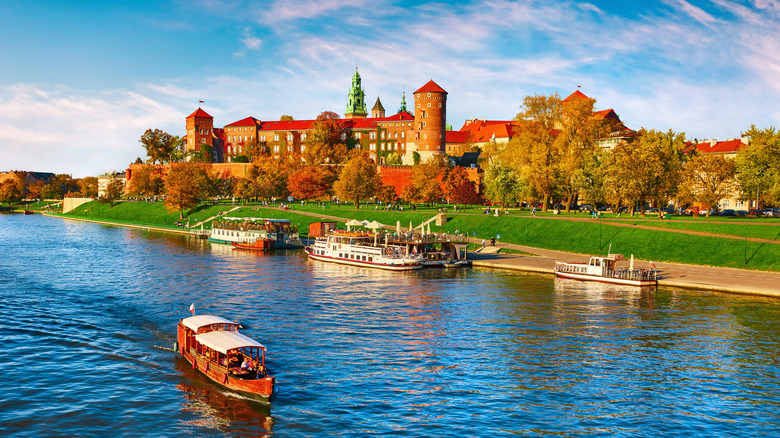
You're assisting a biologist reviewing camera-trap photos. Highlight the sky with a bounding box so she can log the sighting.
[2,0,780,178]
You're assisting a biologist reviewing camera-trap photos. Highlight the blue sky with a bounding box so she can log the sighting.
[2,0,780,177]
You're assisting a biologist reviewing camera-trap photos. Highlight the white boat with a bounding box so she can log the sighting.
[388,237,471,268]
[554,253,657,287]
[305,231,424,271]
[209,217,303,249]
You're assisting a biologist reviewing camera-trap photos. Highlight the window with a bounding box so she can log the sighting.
[381,132,385,139]
[341,133,347,140]
[201,138,206,143]
[370,143,376,150]
[301,134,307,141]
[427,103,431,107]
[427,93,431,97]
[274,134,279,141]
[401,132,405,138]
[370,132,376,139]
[261,135,266,141]
[287,134,293,141]
[273,145,280,152]
[355,133,361,140]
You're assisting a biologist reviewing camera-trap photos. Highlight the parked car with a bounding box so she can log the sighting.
[579,204,593,211]
[765,208,780,217]
[736,210,749,217]
[720,209,736,217]
[748,209,763,216]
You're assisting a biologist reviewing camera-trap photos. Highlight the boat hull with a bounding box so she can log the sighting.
[306,248,422,271]
[555,270,657,287]
[180,347,274,399]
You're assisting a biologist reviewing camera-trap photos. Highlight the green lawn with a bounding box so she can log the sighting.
[59,200,780,272]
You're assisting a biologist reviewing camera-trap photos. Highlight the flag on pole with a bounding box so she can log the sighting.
[650,261,656,269]
[199,100,204,104]
[189,303,195,314]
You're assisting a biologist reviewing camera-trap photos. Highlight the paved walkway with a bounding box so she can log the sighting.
[282,207,780,298]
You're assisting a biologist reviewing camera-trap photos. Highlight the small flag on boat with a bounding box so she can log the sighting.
[650,261,656,268]
[189,303,195,314]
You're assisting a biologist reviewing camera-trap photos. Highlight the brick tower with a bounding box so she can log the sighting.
[185,107,214,157]
[409,80,447,163]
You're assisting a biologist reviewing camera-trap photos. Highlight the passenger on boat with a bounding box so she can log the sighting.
[241,357,253,371]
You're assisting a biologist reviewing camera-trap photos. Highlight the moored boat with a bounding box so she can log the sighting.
[554,253,657,287]
[176,314,274,399]
[306,231,423,270]
[209,217,303,249]
[388,237,471,268]
[231,238,275,251]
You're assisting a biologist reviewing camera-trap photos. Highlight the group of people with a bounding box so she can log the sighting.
[224,352,267,379]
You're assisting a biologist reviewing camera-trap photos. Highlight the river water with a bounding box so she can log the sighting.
[1,214,779,437]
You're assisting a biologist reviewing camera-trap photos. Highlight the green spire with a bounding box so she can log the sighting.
[345,67,367,118]
[398,89,407,113]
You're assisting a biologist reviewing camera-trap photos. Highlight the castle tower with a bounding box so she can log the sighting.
[345,67,367,119]
[185,107,214,156]
[371,97,385,118]
[409,80,447,161]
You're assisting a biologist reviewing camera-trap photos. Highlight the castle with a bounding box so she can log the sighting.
[183,68,448,166]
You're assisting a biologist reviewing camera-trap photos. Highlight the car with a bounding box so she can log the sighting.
[736,210,749,217]
[617,207,628,213]
[720,209,736,217]
[765,208,780,217]
[748,209,763,217]
[579,204,593,211]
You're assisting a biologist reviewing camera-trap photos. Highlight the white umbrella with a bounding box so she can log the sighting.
[345,219,364,231]
[427,223,431,236]
[629,254,635,271]
[396,220,401,234]
[409,221,413,232]
[365,220,385,230]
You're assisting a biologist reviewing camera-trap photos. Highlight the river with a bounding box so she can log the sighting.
[1,214,779,437]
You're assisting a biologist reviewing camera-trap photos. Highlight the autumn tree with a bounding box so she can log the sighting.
[375,183,398,203]
[333,151,382,209]
[736,126,780,206]
[401,156,448,204]
[164,162,211,219]
[140,129,182,164]
[287,165,332,200]
[303,111,349,165]
[77,177,99,197]
[555,93,613,212]
[128,165,164,197]
[681,153,736,217]
[504,93,561,211]
[244,138,270,163]
[0,175,24,206]
[605,129,686,216]
[247,159,291,201]
[444,166,482,207]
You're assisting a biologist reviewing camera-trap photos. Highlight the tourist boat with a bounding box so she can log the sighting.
[554,253,657,287]
[305,231,424,270]
[176,314,274,398]
[231,238,275,251]
[209,217,303,249]
[387,237,471,268]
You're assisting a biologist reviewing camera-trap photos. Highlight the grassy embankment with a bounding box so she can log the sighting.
[59,200,780,272]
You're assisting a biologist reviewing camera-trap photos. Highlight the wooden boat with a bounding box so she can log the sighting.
[209,217,303,249]
[23,210,34,215]
[306,231,423,271]
[176,315,274,399]
[554,253,657,287]
[231,238,275,251]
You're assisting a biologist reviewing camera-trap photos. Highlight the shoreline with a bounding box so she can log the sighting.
[46,213,780,298]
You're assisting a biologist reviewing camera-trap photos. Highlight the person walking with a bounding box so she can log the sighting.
[482,239,486,250]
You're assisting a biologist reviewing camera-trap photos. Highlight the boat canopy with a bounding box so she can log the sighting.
[196,330,266,354]
[182,315,237,332]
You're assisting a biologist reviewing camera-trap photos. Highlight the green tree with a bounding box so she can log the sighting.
[385,152,402,165]
[682,153,737,217]
[736,126,780,206]
[140,129,181,164]
[605,129,687,216]
[483,162,526,209]
[100,179,125,207]
[333,151,381,209]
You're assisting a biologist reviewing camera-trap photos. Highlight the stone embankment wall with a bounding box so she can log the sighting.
[62,197,93,213]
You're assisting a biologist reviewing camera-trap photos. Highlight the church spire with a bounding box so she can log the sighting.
[345,67,367,119]
[398,88,408,114]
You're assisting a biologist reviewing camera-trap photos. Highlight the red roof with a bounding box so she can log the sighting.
[254,112,415,132]
[685,138,747,155]
[457,119,520,143]
[414,80,447,94]
[225,116,260,127]
[446,131,470,143]
[187,108,212,118]
[563,90,589,102]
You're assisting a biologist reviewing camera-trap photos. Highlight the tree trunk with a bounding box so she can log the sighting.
[565,193,573,213]
[542,194,549,212]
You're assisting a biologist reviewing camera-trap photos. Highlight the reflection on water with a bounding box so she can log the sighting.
[2,214,780,436]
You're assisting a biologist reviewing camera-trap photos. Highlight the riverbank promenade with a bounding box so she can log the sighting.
[470,242,780,298]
